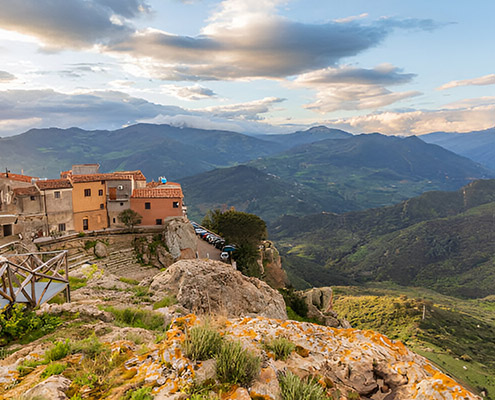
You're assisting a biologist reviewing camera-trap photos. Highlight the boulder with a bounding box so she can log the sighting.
[149,259,287,319]
[94,241,108,258]
[163,217,197,260]
[23,375,71,400]
[301,287,350,328]
[259,241,289,289]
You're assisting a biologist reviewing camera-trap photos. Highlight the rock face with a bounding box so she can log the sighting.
[150,259,288,320]
[23,375,71,400]
[163,217,197,260]
[94,241,108,258]
[259,241,289,289]
[301,287,351,328]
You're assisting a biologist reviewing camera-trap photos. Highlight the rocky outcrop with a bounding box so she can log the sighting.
[259,241,289,289]
[94,241,108,258]
[149,259,287,320]
[162,217,197,260]
[300,287,351,328]
[23,375,71,400]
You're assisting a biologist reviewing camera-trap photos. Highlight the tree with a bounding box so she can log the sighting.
[118,209,142,230]
[202,209,267,277]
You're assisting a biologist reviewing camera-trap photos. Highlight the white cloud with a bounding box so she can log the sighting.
[438,74,495,90]
[199,97,285,120]
[0,71,15,82]
[334,13,369,24]
[161,84,217,101]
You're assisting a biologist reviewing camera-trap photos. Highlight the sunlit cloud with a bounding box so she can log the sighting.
[199,97,285,120]
[161,84,217,100]
[0,71,15,82]
[438,74,495,90]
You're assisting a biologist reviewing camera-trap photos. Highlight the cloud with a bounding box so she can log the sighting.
[334,13,368,24]
[294,64,420,112]
[438,74,495,90]
[161,84,217,101]
[108,0,437,81]
[199,97,285,120]
[326,103,495,135]
[0,0,149,49]
[0,71,15,82]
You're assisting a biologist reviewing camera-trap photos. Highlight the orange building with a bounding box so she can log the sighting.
[70,175,108,231]
[130,184,184,226]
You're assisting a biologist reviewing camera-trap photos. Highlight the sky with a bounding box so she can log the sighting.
[0,0,494,137]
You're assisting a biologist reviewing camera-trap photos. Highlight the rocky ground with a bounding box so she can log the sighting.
[0,254,481,400]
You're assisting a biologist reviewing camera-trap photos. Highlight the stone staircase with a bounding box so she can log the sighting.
[68,244,159,281]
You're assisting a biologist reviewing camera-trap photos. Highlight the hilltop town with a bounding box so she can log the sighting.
[0,164,185,243]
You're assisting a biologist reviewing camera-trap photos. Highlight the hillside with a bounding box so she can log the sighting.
[421,127,495,170]
[271,179,495,298]
[0,124,282,180]
[182,133,493,223]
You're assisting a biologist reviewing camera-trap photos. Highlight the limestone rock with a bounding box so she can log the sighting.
[259,241,289,289]
[39,302,114,322]
[300,287,350,328]
[23,375,71,400]
[149,259,287,319]
[194,359,217,385]
[163,217,197,260]
[94,241,108,258]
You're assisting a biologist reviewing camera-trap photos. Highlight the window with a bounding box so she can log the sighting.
[173,201,179,208]
[98,189,103,196]
[156,219,162,225]
[100,203,104,209]
[120,202,124,206]
[83,218,89,230]
[54,191,61,199]
[113,218,116,223]
[30,196,35,201]
[58,223,66,232]
[145,202,151,209]
[84,188,91,197]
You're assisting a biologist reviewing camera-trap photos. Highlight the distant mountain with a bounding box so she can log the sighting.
[181,165,349,223]
[271,179,495,298]
[420,127,495,170]
[253,126,352,149]
[0,123,283,179]
[181,133,493,223]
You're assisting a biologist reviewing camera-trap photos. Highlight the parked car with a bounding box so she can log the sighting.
[220,252,229,260]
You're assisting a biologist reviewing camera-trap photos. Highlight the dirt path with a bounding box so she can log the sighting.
[197,237,222,260]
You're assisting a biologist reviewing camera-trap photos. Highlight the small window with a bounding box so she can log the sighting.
[113,218,116,223]
[173,201,179,208]
[54,191,61,199]
[120,202,124,206]
[58,223,66,232]
[118,185,124,190]
[83,218,89,230]
[145,202,151,209]
[84,188,91,197]
[100,203,105,209]
[30,196,35,201]
[98,189,103,196]
[156,219,162,225]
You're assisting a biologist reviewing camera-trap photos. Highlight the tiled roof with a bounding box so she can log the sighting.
[36,179,72,190]
[67,170,146,183]
[146,181,180,188]
[13,186,39,196]
[131,187,183,199]
[0,173,36,183]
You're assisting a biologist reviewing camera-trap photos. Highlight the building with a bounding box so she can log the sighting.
[130,183,184,226]
[36,179,74,234]
[70,174,108,232]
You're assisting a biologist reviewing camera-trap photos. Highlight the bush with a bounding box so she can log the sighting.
[263,337,295,361]
[104,307,165,331]
[41,362,67,379]
[278,371,327,400]
[183,325,223,361]
[71,334,108,358]
[216,340,260,387]
[44,340,71,362]
[17,358,43,377]
[153,295,177,310]
[126,387,153,400]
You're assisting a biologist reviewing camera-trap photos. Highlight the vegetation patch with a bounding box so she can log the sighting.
[41,362,67,379]
[153,295,178,310]
[263,337,295,361]
[278,371,327,400]
[183,324,223,361]
[103,306,165,331]
[216,339,260,387]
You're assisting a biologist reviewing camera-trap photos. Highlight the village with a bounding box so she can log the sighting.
[0,164,186,243]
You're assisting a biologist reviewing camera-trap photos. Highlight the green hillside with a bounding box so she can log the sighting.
[272,180,495,298]
[331,284,495,399]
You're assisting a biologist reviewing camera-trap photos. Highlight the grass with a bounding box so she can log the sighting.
[125,387,153,400]
[183,325,223,361]
[103,306,165,331]
[119,277,140,285]
[69,276,88,290]
[153,295,178,310]
[278,371,327,400]
[41,362,67,379]
[44,340,71,362]
[263,337,295,361]
[216,340,260,387]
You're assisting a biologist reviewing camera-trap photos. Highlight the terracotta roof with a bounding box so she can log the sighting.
[131,187,183,199]
[0,173,36,183]
[67,170,146,183]
[147,181,180,188]
[36,179,72,190]
[13,186,39,196]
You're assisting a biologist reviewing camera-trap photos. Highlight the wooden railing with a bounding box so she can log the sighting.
[0,250,70,308]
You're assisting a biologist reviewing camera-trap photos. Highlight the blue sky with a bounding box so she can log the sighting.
[0,0,493,136]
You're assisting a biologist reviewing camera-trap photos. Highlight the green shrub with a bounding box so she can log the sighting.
[183,325,223,361]
[278,371,327,400]
[153,295,177,310]
[119,277,140,286]
[104,307,165,331]
[44,340,71,362]
[41,362,67,379]
[17,358,43,377]
[263,337,295,361]
[0,304,62,345]
[125,386,153,400]
[216,340,260,387]
[84,240,98,250]
[71,334,108,358]
[69,276,88,290]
